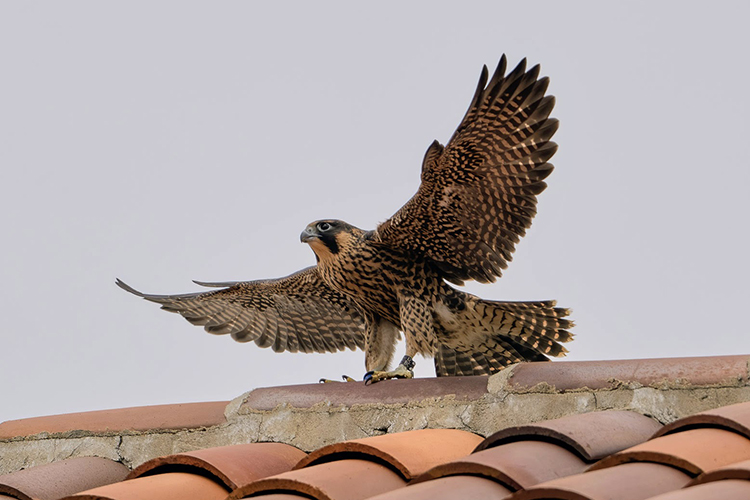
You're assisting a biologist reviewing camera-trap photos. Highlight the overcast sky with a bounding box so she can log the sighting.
[1,2,749,423]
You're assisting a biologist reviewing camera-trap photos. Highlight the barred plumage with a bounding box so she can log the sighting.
[118,55,574,382]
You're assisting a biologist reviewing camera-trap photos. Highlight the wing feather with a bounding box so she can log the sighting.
[116,266,366,354]
[377,56,558,284]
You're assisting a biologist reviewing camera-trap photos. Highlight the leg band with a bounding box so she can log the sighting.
[399,355,416,371]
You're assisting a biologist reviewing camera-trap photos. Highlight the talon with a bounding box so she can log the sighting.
[342,375,357,382]
[364,364,414,384]
[320,377,343,383]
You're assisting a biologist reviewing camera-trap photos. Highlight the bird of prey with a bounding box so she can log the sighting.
[117,55,574,383]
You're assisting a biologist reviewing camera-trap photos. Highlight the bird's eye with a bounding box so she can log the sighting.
[317,222,332,232]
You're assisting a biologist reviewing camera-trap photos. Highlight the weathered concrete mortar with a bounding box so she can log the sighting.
[2,355,749,475]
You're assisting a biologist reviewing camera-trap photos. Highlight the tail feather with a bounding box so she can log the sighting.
[434,294,574,376]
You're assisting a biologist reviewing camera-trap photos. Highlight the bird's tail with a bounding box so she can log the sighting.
[434,294,574,376]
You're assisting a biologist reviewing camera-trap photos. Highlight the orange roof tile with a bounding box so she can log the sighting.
[691,458,750,485]
[412,440,587,490]
[367,475,513,500]
[230,459,406,500]
[0,402,229,439]
[654,401,750,439]
[515,462,692,500]
[476,410,662,461]
[127,443,306,489]
[242,376,488,410]
[508,355,750,391]
[0,458,128,500]
[2,355,750,500]
[590,428,750,476]
[646,479,750,500]
[61,472,228,500]
[294,429,483,480]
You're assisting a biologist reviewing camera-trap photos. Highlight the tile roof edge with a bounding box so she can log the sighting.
[238,376,490,411]
[495,355,750,394]
[126,443,307,489]
[690,458,750,486]
[409,461,524,491]
[292,429,483,480]
[0,402,230,441]
[3,355,750,475]
[473,410,662,462]
[652,401,750,440]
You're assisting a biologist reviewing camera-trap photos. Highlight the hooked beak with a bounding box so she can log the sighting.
[300,226,319,243]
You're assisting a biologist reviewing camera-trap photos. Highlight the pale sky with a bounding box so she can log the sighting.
[2,2,749,423]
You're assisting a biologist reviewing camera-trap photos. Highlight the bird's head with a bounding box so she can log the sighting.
[300,220,361,263]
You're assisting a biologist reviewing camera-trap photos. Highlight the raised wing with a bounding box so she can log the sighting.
[116,266,365,353]
[377,56,558,284]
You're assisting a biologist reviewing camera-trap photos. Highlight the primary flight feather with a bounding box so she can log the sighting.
[118,55,574,383]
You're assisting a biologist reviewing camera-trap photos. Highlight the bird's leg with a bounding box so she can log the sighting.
[364,354,416,385]
[364,294,431,384]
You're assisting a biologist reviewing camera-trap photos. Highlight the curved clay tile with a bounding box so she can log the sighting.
[0,457,128,500]
[127,443,306,489]
[412,440,586,491]
[513,462,691,500]
[690,458,750,485]
[60,472,228,500]
[644,479,750,500]
[589,428,750,476]
[475,410,661,462]
[293,429,483,480]
[243,495,309,500]
[507,355,750,392]
[364,475,512,500]
[654,401,750,439]
[0,402,229,439]
[230,458,406,500]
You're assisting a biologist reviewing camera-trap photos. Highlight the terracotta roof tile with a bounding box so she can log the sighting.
[242,376,488,410]
[366,475,513,500]
[514,462,692,500]
[230,458,406,500]
[690,458,750,485]
[244,495,308,500]
[0,457,128,500]
[645,479,750,500]
[293,429,483,480]
[127,443,306,489]
[476,410,661,461]
[0,402,229,439]
[654,401,750,439]
[412,440,586,491]
[590,428,750,476]
[61,472,228,500]
[508,355,750,391]
[3,356,750,500]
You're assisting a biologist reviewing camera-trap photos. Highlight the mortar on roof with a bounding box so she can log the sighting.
[3,355,750,474]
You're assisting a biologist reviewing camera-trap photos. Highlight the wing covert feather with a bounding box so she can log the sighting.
[377,56,558,284]
[116,266,365,354]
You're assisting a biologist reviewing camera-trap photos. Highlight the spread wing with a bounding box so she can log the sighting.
[116,266,366,353]
[377,56,558,284]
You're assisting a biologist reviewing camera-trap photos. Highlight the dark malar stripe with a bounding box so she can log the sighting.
[322,233,340,254]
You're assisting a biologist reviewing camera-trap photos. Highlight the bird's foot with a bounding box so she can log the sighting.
[319,375,358,383]
[363,356,416,385]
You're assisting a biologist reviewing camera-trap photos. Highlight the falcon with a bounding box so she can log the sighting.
[117,55,574,383]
